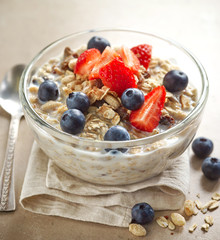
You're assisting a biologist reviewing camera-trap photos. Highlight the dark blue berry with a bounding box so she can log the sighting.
[163,70,188,92]
[60,109,85,135]
[202,157,220,180]
[131,202,154,225]
[38,80,59,101]
[192,137,213,158]
[87,36,111,53]
[104,126,130,153]
[104,126,130,141]
[66,92,90,113]
[121,88,145,110]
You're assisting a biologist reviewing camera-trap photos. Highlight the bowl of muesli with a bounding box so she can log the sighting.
[19,29,208,185]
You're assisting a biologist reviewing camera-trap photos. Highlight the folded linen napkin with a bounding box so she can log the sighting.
[20,141,189,227]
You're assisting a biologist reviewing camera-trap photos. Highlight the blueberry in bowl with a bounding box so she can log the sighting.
[19,29,209,185]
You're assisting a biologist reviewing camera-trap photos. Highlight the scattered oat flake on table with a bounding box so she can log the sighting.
[201,200,216,211]
[129,224,146,237]
[212,192,220,201]
[201,223,210,232]
[170,213,186,227]
[193,209,199,215]
[204,216,214,226]
[196,193,200,198]
[156,216,168,228]
[188,223,197,233]
[168,220,175,230]
[208,200,219,210]
[195,199,202,210]
[184,199,195,216]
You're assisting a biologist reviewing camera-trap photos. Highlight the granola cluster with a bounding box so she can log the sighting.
[28,45,197,140]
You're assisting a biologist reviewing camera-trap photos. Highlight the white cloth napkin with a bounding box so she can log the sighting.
[20,142,189,227]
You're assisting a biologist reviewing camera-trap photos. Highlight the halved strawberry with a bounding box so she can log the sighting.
[129,85,166,132]
[89,46,121,80]
[99,58,137,97]
[74,48,101,75]
[131,44,152,70]
[117,46,140,75]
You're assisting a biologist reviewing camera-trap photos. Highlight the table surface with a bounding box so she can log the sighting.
[0,0,220,239]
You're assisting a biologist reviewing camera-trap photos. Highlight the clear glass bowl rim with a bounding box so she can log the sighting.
[20,28,209,148]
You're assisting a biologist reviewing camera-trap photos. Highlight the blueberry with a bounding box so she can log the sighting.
[60,109,85,135]
[87,36,111,53]
[163,70,188,92]
[38,80,59,102]
[104,126,130,141]
[66,92,90,113]
[192,137,214,158]
[121,88,145,110]
[104,126,130,153]
[131,202,154,225]
[202,157,220,180]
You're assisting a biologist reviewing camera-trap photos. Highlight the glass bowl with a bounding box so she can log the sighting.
[19,29,208,185]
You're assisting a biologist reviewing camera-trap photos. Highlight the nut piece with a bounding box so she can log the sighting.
[129,224,146,237]
[195,199,202,210]
[170,213,186,227]
[212,192,220,201]
[168,220,176,230]
[156,216,169,228]
[204,216,214,226]
[184,200,195,216]
[208,200,219,210]
[189,223,197,233]
[201,223,209,232]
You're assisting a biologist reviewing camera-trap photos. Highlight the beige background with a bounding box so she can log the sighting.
[0,0,220,239]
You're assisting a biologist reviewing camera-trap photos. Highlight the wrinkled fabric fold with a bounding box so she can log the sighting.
[20,141,189,227]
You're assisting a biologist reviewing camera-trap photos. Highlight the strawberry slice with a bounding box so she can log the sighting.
[131,44,152,70]
[117,46,140,75]
[129,85,166,132]
[74,48,101,75]
[99,58,137,97]
[89,46,121,80]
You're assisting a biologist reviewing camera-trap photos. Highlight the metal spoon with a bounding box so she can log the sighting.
[0,64,25,211]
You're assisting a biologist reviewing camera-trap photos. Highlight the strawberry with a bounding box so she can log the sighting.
[74,48,101,75]
[117,46,140,75]
[89,46,121,80]
[99,58,137,96]
[129,85,166,132]
[131,44,152,70]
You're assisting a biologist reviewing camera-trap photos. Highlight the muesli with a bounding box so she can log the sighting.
[28,36,197,141]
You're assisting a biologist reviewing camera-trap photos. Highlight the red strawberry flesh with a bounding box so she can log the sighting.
[131,44,152,70]
[129,85,166,132]
[89,46,121,80]
[99,58,137,96]
[74,48,101,75]
[117,46,140,75]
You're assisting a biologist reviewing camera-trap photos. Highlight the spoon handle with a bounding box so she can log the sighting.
[0,114,21,211]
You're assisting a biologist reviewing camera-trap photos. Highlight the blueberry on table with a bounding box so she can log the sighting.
[87,36,111,53]
[104,126,130,153]
[163,70,188,92]
[121,88,145,110]
[60,109,85,135]
[66,92,90,113]
[38,80,59,102]
[202,157,220,180]
[192,137,214,158]
[131,202,155,225]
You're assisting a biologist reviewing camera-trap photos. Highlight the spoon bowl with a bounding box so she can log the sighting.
[0,64,25,116]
